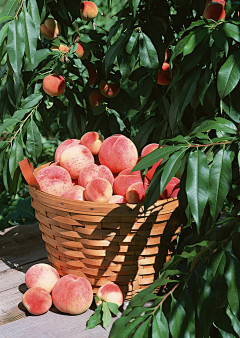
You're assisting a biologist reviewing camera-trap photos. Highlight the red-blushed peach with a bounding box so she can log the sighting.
[60,144,95,179]
[22,287,52,315]
[118,167,141,178]
[108,195,126,203]
[141,143,167,181]
[52,274,93,314]
[98,135,138,174]
[36,166,73,196]
[78,164,114,188]
[25,263,60,293]
[203,2,225,21]
[159,177,180,200]
[99,80,121,98]
[80,131,103,155]
[157,62,172,85]
[61,185,85,201]
[126,182,145,203]
[42,74,66,96]
[40,18,60,40]
[55,139,81,163]
[113,169,142,197]
[86,63,98,85]
[50,44,70,62]
[85,178,113,202]
[95,282,124,308]
[89,91,105,108]
[76,43,90,60]
[80,1,98,21]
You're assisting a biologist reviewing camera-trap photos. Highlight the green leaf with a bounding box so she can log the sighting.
[9,141,24,180]
[27,0,41,28]
[144,166,162,210]
[104,30,131,75]
[160,148,186,194]
[183,28,208,57]
[86,304,102,329]
[210,249,226,277]
[12,109,31,121]
[0,150,6,173]
[132,316,151,338]
[212,28,228,55]
[21,93,43,109]
[0,118,19,136]
[226,308,240,337]
[209,149,233,222]
[24,49,53,71]
[214,308,237,337]
[152,307,169,338]
[139,32,159,72]
[133,118,156,151]
[67,106,81,138]
[26,120,42,163]
[217,50,240,99]
[133,146,182,172]
[109,315,149,338]
[0,0,19,16]
[224,251,240,317]
[132,0,141,16]
[169,296,191,338]
[185,150,209,231]
[0,21,11,47]
[192,117,238,134]
[7,19,25,78]
[19,4,38,71]
[220,22,240,43]
[119,30,139,80]
[107,302,119,316]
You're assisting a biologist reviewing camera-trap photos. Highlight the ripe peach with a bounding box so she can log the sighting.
[113,169,142,197]
[61,185,85,201]
[78,164,114,188]
[95,282,124,308]
[42,74,66,96]
[76,43,90,60]
[40,18,60,40]
[85,178,113,202]
[141,143,164,180]
[25,263,60,293]
[203,2,225,21]
[126,182,145,203]
[60,144,95,179]
[157,62,172,85]
[80,131,103,155]
[89,91,105,108]
[55,139,81,163]
[22,287,52,315]
[99,80,121,98]
[80,1,98,21]
[109,195,126,203]
[98,135,138,174]
[86,63,98,85]
[159,177,180,200]
[51,44,69,62]
[52,274,93,315]
[36,166,73,196]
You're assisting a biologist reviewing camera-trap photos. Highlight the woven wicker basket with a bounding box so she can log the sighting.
[20,160,181,300]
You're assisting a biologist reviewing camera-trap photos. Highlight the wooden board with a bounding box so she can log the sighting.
[0,222,126,337]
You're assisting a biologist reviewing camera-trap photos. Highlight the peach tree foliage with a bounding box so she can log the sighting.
[0,0,240,336]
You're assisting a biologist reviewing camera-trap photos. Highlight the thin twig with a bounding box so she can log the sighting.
[14,0,24,19]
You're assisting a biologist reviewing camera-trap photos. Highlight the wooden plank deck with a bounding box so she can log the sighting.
[0,223,124,337]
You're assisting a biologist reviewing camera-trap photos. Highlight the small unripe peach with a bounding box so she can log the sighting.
[76,43,90,60]
[40,18,60,40]
[51,44,70,62]
[157,62,172,85]
[42,74,66,96]
[89,91,105,108]
[80,1,98,21]
[99,80,120,98]
[86,63,98,85]
[22,287,52,316]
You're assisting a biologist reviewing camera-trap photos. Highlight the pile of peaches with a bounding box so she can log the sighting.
[35,132,180,204]
[22,263,123,315]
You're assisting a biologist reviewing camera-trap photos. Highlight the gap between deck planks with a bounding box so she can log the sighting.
[0,223,123,337]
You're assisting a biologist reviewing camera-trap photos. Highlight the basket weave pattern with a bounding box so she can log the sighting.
[29,185,181,300]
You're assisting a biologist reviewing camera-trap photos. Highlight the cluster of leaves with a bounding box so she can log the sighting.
[87,295,120,330]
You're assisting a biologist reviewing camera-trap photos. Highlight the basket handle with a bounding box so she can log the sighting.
[19,158,41,190]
